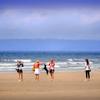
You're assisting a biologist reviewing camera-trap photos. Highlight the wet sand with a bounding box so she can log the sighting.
[0,71,100,100]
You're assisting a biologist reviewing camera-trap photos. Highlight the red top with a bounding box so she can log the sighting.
[33,62,40,69]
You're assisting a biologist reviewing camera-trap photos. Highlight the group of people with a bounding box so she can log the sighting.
[16,59,91,82]
[16,59,55,81]
[32,59,55,80]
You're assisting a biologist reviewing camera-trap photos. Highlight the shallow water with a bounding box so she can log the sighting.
[0,52,100,72]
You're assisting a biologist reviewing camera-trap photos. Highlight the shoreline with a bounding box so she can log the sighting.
[0,68,100,73]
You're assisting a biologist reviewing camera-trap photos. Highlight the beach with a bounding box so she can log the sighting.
[0,71,100,100]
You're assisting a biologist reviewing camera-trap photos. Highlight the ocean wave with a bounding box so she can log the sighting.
[0,63,16,66]
[0,60,97,72]
[0,59,32,63]
[0,61,93,67]
[13,59,32,63]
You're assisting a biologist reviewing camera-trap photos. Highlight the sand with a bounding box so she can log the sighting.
[0,70,100,100]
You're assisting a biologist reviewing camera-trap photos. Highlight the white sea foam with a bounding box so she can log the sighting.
[13,59,32,63]
[0,63,16,66]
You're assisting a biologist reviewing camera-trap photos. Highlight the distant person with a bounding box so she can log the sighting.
[33,60,41,80]
[16,61,24,81]
[85,59,91,81]
[48,59,55,79]
[43,63,48,75]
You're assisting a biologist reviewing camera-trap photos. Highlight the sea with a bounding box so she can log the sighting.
[0,51,100,72]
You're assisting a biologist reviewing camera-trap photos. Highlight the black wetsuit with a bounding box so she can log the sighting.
[43,64,48,75]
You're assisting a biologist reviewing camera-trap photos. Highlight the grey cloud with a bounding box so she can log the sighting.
[0,8,100,40]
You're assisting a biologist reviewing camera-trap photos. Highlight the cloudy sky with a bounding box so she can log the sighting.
[0,0,100,51]
[0,0,100,40]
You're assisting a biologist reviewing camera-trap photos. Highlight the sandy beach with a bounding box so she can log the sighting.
[0,71,100,100]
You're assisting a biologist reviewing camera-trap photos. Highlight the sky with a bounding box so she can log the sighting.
[0,0,100,51]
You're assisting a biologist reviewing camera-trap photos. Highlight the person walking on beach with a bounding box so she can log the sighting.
[16,61,24,81]
[48,59,55,79]
[33,60,41,80]
[85,59,91,81]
